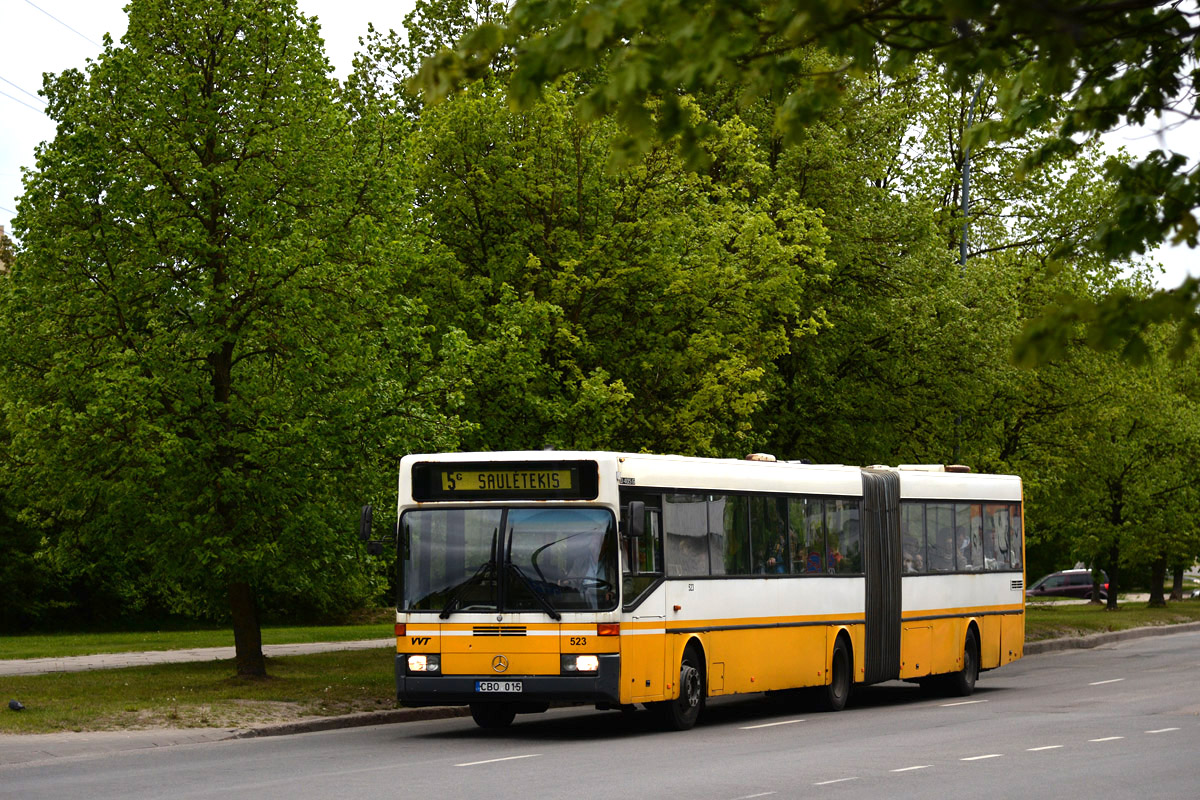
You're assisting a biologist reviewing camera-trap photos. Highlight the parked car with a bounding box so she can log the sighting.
[1026,569,1109,601]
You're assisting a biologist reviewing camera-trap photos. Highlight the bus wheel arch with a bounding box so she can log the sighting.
[818,630,852,712]
[947,621,981,697]
[658,638,706,731]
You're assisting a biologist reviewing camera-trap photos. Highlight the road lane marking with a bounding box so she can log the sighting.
[1088,678,1125,686]
[1147,728,1180,734]
[940,699,987,707]
[1027,746,1063,751]
[814,778,859,785]
[1089,737,1124,742]
[740,719,805,729]
[891,765,933,772]
[960,754,1003,761]
[456,754,542,767]
[734,793,777,799]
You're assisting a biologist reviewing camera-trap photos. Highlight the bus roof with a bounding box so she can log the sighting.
[399,452,1021,502]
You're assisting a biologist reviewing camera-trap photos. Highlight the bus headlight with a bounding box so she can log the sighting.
[408,654,440,673]
[562,654,600,673]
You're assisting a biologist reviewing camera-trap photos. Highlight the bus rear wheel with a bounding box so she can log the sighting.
[470,702,517,729]
[946,629,979,697]
[658,646,705,731]
[817,637,851,712]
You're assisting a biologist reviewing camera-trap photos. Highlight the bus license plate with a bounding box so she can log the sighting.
[476,681,522,693]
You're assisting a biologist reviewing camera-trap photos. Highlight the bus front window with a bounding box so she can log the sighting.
[401,507,618,613]
[402,509,502,613]
[507,508,618,612]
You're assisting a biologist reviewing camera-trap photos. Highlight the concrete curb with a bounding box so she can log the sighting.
[1023,620,1200,655]
[231,706,472,739]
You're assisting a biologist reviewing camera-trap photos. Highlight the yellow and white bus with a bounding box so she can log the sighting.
[391,451,1024,729]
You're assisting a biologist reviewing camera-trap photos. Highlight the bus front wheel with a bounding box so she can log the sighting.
[658,646,705,731]
[470,702,516,729]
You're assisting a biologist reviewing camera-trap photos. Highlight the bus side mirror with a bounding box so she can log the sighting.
[626,501,645,539]
[359,505,373,542]
[360,505,384,556]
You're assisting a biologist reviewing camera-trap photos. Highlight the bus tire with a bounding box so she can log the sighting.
[470,702,517,729]
[946,628,979,697]
[658,645,705,731]
[817,637,851,712]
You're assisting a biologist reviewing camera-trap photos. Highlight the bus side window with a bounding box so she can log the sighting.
[901,501,925,573]
[927,502,955,572]
[1009,503,1023,569]
[663,492,709,576]
[622,501,663,608]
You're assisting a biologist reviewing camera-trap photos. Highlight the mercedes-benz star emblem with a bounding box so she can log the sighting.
[491,655,509,673]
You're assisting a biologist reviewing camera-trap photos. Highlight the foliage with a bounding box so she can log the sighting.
[0,0,460,670]
[0,226,14,272]
[405,78,832,454]
[414,0,1200,359]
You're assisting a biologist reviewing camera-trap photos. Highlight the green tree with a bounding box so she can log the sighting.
[416,0,1200,357]
[0,227,14,272]
[405,79,831,454]
[0,0,459,674]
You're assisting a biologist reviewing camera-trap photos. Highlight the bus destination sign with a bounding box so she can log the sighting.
[411,460,600,501]
[441,469,573,493]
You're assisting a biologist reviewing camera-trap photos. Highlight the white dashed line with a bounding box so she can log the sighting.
[891,765,933,772]
[814,777,859,786]
[734,793,777,799]
[740,719,805,729]
[455,754,542,767]
[1089,736,1124,742]
[1027,745,1063,752]
[960,754,1003,761]
[1089,678,1125,686]
[940,699,988,707]
[1147,728,1180,734]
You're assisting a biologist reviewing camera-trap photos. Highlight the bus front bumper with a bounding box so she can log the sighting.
[395,653,621,707]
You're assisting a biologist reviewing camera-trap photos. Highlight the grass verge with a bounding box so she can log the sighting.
[0,649,396,735]
[1025,596,1200,641]
[1,621,393,661]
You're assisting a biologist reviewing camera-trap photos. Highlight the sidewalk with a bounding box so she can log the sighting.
[0,638,394,677]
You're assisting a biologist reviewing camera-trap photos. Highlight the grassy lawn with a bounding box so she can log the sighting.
[1,619,394,661]
[1025,596,1200,641]
[0,649,397,735]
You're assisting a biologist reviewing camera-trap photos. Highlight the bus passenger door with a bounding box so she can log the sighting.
[622,501,667,703]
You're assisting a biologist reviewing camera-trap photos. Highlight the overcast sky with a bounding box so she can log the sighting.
[1,0,416,241]
[1,0,1195,287]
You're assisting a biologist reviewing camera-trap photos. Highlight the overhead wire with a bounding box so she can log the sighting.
[0,75,46,105]
[0,88,45,115]
[21,0,102,48]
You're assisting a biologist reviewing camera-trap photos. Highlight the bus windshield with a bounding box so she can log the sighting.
[402,507,618,614]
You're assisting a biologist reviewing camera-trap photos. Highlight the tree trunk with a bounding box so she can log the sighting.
[229,581,266,677]
[1148,556,1167,607]
[1105,543,1120,611]
[1170,565,1184,601]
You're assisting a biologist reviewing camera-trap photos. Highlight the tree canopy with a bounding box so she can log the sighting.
[415,0,1200,358]
[0,0,461,671]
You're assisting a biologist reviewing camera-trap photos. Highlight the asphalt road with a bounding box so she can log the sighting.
[3,630,1198,800]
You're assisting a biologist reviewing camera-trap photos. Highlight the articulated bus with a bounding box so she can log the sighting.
[392,451,1024,730]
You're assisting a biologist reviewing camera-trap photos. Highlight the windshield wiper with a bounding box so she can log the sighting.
[506,562,562,621]
[439,560,496,620]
